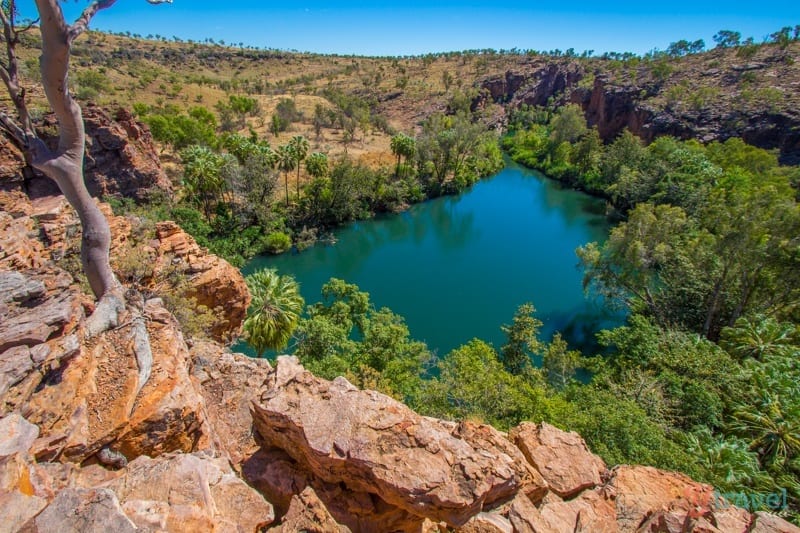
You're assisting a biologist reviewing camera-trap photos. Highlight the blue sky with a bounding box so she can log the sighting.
[17,1,800,56]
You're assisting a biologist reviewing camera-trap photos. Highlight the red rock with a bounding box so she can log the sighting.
[268,486,351,533]
[21,487,137,532]
[510,421,607,498]
[252,356,544,527]
[750,512,800,533]
[609,465,716,533]
[191,343,272,467]
[102,452,274,533]
[154,221,249,342]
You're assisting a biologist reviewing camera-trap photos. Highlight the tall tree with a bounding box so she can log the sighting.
[288,135,309,197]
[0,0,169,337]
[499,303,543,374]
[390,133,416,178]
[276,144,296,207]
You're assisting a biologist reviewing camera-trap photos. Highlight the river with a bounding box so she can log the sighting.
[241,159,621,357]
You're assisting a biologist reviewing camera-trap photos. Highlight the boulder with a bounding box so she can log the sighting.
[101,452,274,532]
[750,512,800,533]
[21,487,137,533]
[24,297,207,464]
[609,465,716,533]
[154,221,249,342]
[192,344,272,467]
[509,421,607,498]
[268,486,351,533]
[252,356,544,527]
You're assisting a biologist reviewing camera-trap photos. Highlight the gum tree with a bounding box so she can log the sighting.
[0,0,170,336]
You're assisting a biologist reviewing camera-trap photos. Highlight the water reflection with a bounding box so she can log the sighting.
[244,159,622,356]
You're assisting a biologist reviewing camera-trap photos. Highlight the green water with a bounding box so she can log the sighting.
[242,159,620,357]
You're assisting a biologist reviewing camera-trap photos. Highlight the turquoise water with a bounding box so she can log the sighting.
[242,159,620,357]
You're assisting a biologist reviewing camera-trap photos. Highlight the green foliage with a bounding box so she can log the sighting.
[244,269,305,355]
[416,112,497,190]
[713,30,742,48]
[305,152,329,179]
[294,279,428,401]
[265,232,291,254]
[499,303,543,374]
[542,333,580,390]
[139,104,218,150]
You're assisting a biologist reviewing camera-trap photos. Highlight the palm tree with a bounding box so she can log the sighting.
[731,396,800,470]
[181,145,225,220]
[276,144,296,207]
[721,315,798,360]
[390,133,416,178]
[289,135,309,197]
[244,269,305,356]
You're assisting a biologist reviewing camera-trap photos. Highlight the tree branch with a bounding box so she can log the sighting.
[68,0,116,44]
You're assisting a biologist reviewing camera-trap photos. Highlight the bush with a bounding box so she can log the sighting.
[265,232,292,254]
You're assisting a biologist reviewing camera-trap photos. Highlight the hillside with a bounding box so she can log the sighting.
[4,31,800,166]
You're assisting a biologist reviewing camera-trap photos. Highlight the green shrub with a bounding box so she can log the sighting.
[265,232,292,254]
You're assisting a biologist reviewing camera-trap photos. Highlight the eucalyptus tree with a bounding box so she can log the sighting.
[0,0,170,338]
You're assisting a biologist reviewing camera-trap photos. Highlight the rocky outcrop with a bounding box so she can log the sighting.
[154,221,250,342]
[251,356,545,528]
[0,106,171,201]
[477,58,800,164]
[510,421,607,499]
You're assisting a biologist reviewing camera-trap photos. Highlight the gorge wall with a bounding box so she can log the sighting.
[475,56,800,164]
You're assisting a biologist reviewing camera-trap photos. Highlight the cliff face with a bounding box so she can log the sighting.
[476,55,800,164]
[1,110,799,532]
[0,105,172,201]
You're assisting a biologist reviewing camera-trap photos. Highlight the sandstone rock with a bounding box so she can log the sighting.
[243,448,310,517]
[192,344,272,467]
[609,465,716,533]
[155,221,249,342]
[21,487,137,533]
[243,448,426,533]
[2,106,171,207]
[458,512,514,532]
[0,415,47,532]
[103,452,274,533]
[0,414,39,458]
[0,346,35,401]
[710,505,751,532]
[0,212,46,270]
[750,512,800,533]
[268,486,351,533]
[510,421,606,498]
[537,488,618,532]
[252,356,543,527]
[24,298,206,464]
[505,492,550,533]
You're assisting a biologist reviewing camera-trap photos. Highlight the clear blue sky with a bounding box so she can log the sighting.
[18,1,800,56]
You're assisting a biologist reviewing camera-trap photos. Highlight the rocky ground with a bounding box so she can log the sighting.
[2,111,800,532]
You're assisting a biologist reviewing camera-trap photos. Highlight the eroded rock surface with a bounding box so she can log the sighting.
[510,421,607,498]
[252,356,544,527]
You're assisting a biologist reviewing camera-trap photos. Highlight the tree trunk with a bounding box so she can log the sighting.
[32,0,121,301]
